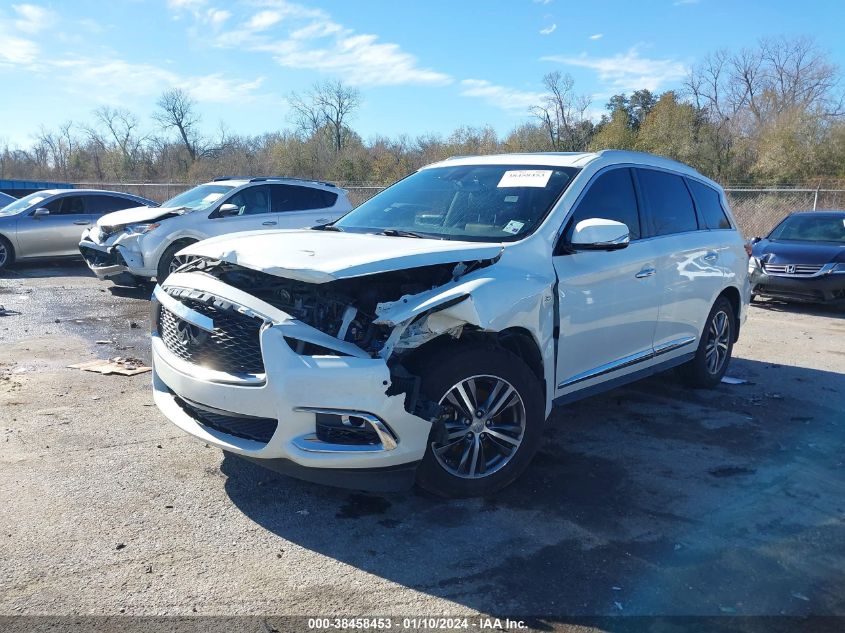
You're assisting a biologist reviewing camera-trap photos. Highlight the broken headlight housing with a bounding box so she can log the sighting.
[126,222,160,235]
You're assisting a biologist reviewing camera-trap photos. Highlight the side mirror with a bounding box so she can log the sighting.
[32,207,50,218]
[217,203,240,217]
[750,236,762,244]
[570,218,630,251]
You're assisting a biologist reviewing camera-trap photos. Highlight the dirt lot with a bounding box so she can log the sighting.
[1,261,844,626]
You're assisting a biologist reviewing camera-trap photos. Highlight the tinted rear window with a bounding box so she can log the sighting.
[637,169,698,236]
[87,195,142,214]
[272,185,337,212]
[687,180,731,230]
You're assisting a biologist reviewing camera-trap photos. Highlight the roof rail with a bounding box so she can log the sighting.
[248,176,337,188]
[211,176,249,182]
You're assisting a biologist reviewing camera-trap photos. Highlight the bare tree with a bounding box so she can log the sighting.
[531,71,592,151]
[153,88,202,161]
[287,80,362,152]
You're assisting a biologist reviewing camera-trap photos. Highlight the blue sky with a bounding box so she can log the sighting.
[1,0,844,147]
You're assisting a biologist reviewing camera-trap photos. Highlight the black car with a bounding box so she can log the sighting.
[749,210,845,304]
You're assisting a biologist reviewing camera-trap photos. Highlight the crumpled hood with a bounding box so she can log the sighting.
[97,206,185,229]
[181,229,504,283]
[753,239,845,265]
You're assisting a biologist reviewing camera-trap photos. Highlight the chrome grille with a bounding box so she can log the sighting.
[158,295,265,375]
[762,263,824,276]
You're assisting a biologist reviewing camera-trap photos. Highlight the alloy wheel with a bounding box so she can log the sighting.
[168,254,196,274]
[705,310,731,374]
[0,242,7,268]
[431,375,526,479]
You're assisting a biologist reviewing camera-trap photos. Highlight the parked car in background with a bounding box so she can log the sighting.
[0,192,16,208]
[748,211,845,304]
[79,177,351,286]
[0,189,155,271]
[150,150,749,497]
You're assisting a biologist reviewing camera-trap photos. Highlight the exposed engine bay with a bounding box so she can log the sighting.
[178,256,494,358]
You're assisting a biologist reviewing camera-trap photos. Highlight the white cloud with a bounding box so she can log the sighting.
[542,47,687,92]
[460,79,543,112]
[50,58,265,104]
[206,8,231,27]
[247,10,284,31]
[12,3,55,33]
[540,23,557,35]
[589,33,603,40]
[167,0,206,9]
[214,1,451,87]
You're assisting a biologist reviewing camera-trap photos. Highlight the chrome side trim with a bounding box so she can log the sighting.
[153,284,214,332]
[557,336,697,389]
[653,335,697,356]
[293,407,398,451]
[557,347,654,389]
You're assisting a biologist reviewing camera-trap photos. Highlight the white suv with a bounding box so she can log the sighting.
[150,151,749,497]
[79,177,351,285]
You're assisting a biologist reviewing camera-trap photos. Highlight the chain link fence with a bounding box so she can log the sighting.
[74,181,845,239]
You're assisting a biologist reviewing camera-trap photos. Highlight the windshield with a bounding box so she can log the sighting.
[161,184,233,211]
[334,164,580,242]
[0,192,50,217]
[769,214,845,243]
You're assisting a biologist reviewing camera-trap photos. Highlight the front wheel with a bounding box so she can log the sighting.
[414,346,545,498]
[681,296,736,388]
[0,236,14,271]
[156,241,197,283]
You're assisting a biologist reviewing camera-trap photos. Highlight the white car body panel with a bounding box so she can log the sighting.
[149,151,750,489]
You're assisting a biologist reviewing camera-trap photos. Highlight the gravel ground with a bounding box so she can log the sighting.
[1,260,844,627]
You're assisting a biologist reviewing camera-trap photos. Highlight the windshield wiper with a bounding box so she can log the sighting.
[312,223,343,231]
[378,229,425,238]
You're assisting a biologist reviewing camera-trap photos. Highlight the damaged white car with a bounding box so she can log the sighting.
[79,177,350,286]
[151,151,749,497]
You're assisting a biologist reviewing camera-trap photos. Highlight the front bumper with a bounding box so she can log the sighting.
[151,272,431,491]
[750,268,845,303]
[79,229,156,283]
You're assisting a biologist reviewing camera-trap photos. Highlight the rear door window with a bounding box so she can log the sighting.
[271,185,338,212]
[686,179,732,229]
[636,169,699,236]
[86,196,142,215]
[565,168,641,241]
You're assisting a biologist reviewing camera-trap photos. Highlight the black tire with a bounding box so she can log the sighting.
[414,345,545,498]
[156,241,196,283]
[0,235,14,271]
[681,296,736,388]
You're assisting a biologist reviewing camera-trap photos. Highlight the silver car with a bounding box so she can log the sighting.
[0,189,155,271]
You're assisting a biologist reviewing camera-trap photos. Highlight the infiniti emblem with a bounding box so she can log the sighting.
[785,264,796,274]
[175,319,208,348]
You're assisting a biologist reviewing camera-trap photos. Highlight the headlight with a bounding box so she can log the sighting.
[831,263,845,274]
[125,222,160,235]
[748,257,761,273]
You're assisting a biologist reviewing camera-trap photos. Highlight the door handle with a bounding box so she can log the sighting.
[261,221,277,226]
[635,267,656,279]
[703,250,719,262]
[316,218,329,224]
[73,220,89,225]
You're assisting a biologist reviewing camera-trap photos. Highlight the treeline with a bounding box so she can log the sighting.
[1,36,843,187]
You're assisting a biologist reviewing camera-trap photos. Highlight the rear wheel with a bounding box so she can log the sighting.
[681,296,735,388]
[0,236,13,272]
[414,346,544,497]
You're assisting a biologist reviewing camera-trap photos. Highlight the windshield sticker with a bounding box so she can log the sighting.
[504,195,519,203]
[202,193,224,203]
[497,170,553,188]
[502,220,525,234]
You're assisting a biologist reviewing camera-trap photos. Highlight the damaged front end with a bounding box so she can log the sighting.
[173,254,499,416]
